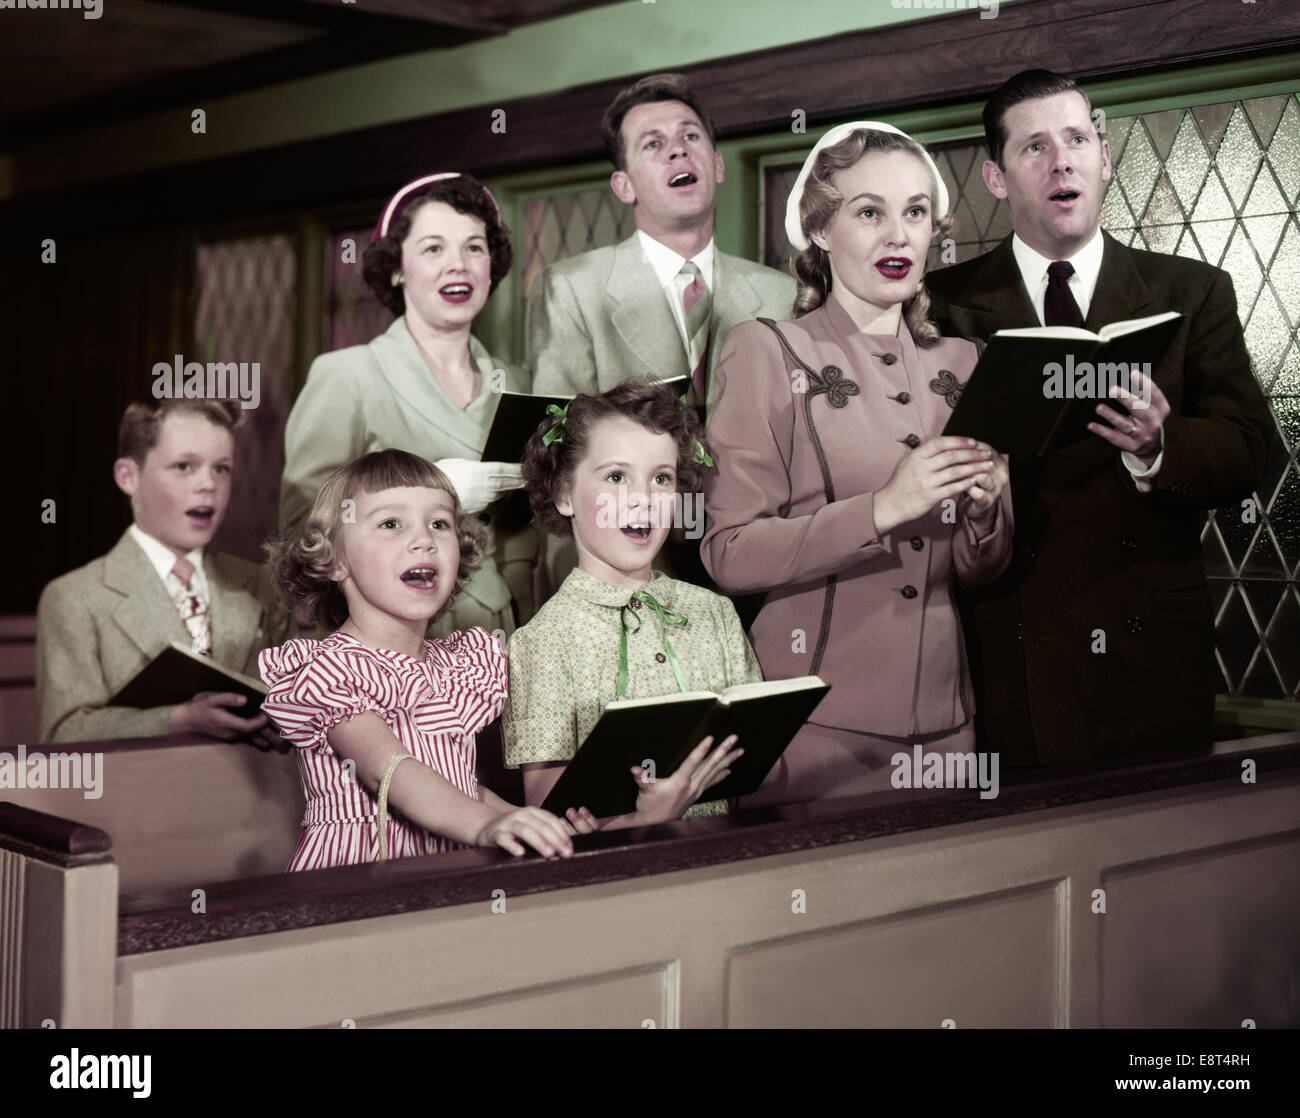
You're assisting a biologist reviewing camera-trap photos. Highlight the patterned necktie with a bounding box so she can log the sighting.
[1044,260,1085,328]
[679,261,712,402]
[170,557,213,657]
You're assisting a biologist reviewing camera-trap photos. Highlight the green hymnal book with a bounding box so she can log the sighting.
[541,676,830,819]
[481,376,690,463]
[943,311,1182,455]
[110,641,267,716]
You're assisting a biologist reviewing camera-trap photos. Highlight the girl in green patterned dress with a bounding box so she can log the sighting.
[503,379,760,829]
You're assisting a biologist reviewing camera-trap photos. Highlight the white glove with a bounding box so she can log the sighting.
[436,458,525,515]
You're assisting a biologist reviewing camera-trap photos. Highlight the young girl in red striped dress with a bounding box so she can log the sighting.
[260,449,593,871]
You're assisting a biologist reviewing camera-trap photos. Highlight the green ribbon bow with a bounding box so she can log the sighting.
[675,387,713,468]
[616,590,691,699]
[542,401,569,447]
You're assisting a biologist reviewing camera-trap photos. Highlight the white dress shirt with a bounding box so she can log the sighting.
[637,230,715,358]
[1011,230,1163,489]
[129,524,210,605]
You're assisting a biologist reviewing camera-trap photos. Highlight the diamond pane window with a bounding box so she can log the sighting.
[195,235,296,563]
[520,188,638,299]
[324,227,393,353]
[762,93,1300,699]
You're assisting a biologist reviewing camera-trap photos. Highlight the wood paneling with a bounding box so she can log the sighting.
[110,767,1300,1027]
[1100,834,1300,1027]
[726,884,1062,1028]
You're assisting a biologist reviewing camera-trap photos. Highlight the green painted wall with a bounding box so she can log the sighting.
[9,0,945,197]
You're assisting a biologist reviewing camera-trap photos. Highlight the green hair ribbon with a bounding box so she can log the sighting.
[542,401,569,447]
[676,387,714,468]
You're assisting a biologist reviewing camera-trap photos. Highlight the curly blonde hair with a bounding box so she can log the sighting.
[792,128,955,347]
[266,450,486,630]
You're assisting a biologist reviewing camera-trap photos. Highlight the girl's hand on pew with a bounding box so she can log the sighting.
[630,734,742,825]
[476,806,577,858]
[562,806,600,836]
[249,724,289,752]
[170,692,271,741]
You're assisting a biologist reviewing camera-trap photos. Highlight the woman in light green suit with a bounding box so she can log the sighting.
[280,172,537,638]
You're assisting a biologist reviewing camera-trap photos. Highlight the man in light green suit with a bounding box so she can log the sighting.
[527,72,795,414]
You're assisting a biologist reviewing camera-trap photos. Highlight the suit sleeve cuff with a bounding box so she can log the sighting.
[1122,431,1164,494]
[962,499,1003,546]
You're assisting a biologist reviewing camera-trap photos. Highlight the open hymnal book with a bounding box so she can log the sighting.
[943,311,1183,456]
[541,676,830,818]
[110,640,267,716]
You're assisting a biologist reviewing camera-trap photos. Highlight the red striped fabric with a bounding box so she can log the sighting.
[259,628,507,871]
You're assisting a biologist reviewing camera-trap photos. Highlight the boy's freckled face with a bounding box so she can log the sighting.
[115,413,234,557]
[333,486,461,625]
[556,416,679,589]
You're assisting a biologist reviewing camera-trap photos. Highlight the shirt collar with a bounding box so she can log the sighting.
[637,230,715,291]
[1011,226,1105,297]
[560,566,679,610]
[128,523,205,589]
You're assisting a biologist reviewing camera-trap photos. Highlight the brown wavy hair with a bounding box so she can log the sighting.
[118,398,244,465]
[362,174,512,317]
[792,128,954,347]
[522,378,710,537]
[266,449,486,631]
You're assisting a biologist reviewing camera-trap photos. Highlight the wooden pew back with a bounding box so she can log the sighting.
[2,737,302,894]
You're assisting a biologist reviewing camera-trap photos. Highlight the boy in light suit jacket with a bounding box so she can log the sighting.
[36,399,289,743]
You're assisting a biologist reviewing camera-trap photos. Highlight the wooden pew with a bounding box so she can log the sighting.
[0,615,37,751]
[2,735,303,894]
[4,730,1298,1028]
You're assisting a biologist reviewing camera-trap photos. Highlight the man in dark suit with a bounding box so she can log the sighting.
[926,69,1271,766]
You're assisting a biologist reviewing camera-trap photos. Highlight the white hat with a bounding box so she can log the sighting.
[784,121,950,252]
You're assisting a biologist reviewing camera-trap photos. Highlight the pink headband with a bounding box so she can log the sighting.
[373,172,501,241]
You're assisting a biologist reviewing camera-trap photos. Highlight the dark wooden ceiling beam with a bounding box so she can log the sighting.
[4,0,1298,237]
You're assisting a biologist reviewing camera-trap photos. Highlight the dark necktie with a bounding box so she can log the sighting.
[1044,260,1085,328]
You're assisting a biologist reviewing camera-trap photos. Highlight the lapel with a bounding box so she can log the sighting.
[709,250,764,362]
[104,530,190,660]
[207,553,262,670]
[1083,231,1153,330]
[368,317,490,456]
[608,235,690,381]
[938,236,1038,340]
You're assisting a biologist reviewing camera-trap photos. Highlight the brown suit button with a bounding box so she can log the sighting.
[1121,537,1138,551]
[901,585,918,599]
[1016,622,1024,641]
[889,391,911,404]
[654,652,666,663]
[1127,617,1143,634]
[877,352,899,365]
[903,433,921,449]
[910,536,924,551]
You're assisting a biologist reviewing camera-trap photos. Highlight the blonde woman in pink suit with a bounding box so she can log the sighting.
[702,123,1014,806]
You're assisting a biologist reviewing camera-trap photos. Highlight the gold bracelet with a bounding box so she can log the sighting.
[376,752,416,863]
